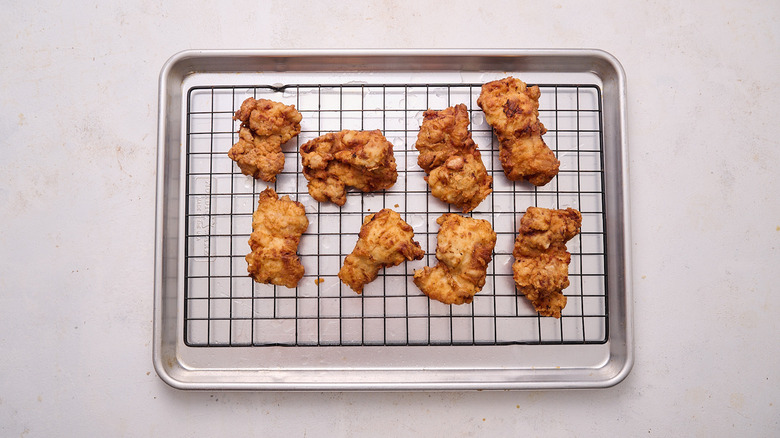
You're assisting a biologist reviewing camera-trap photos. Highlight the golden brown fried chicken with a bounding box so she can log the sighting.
[512,206,582,318]
[415,104,492,212]
[300,130,398,206]
[228,98,302,182]
[413,214,497,305]
[426,154,493,213]
[338,209,424,293]
[415,104,476,173]
[477,77,559,186]
[246,188,309,288]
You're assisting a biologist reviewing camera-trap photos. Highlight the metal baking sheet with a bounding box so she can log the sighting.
[154,49,633,390]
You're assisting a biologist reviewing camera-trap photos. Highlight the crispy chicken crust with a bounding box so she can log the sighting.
[415,104,493,212]
[338,209,424,293]
[413,214,497,305]
[477,77,559,186]
[300,130,398,206]
[512,207,582,318]
[246,188,309,288]
[227,98,302,182]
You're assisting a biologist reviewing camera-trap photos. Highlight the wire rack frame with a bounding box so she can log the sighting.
[182,82,609,348]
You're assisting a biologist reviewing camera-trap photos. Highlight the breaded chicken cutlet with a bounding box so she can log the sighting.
[246,188,309,288]
[413,214,497,305]
[228,98,302,182]
[415,104,492,213]
[300,130,398,206]
[512,206,582,318]
[338,209,424,293]
[477,77,559,186]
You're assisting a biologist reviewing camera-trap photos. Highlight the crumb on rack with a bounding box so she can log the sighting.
[394,204,399,208]
[315,278,324,285]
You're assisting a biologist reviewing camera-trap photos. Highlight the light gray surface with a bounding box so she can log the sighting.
[1,0,778,435]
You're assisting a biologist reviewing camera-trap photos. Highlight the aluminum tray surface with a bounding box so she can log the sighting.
[154,50,632,390]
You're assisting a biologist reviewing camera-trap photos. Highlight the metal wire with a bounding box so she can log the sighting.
[183,82,609,347]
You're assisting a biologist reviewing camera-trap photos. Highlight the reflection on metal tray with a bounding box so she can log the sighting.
[154,49,633,390]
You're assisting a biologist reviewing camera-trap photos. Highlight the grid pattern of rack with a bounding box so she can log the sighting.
[183,82,608,347]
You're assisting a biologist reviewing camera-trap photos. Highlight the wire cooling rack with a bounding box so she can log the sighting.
[183,82,608,347]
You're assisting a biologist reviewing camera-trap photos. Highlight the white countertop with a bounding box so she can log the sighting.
[1,1,778,436]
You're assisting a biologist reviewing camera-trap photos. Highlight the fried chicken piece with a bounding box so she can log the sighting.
[227,98,302,182]
[512,207,582,318]
[413,214,497,305]
[427,154,493,213]
[338,209,424,293]
[415,104,492,212]
[246,188,309,288]
[477,77,559,186]
[415,104,476,173]
[300,130,398,206]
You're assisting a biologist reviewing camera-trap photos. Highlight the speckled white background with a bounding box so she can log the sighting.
[1,1,778,436]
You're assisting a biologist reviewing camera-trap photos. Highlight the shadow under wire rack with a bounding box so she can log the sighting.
[183,81,609,347]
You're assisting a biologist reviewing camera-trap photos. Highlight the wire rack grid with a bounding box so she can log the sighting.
[183,81,608,348]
